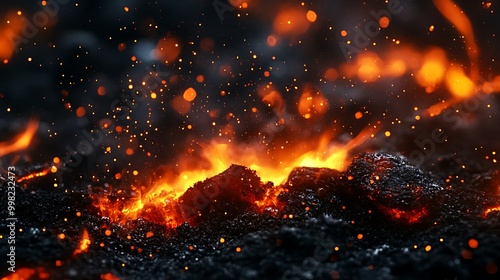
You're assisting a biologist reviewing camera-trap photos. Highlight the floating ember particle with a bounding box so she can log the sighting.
[378,16,390,28]
[76,106,86,118]
[273,8,310,36]
[155,36,181,63]
[267,34,278,47]
[306,10,317,23]
[468,238,479,249]
[183,87,197,102]
[97,86,106,96]
[172,95,192,115]
[346,152,444,222]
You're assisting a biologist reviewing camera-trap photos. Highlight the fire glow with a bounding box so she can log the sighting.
[1,1,500,279]
[97,127,377,228]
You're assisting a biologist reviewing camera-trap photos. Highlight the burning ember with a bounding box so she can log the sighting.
[1,0,500,279]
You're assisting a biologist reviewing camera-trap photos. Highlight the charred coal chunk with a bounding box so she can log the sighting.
[177,164,270,224]
[283,167,342,201]
[346,152,444,222]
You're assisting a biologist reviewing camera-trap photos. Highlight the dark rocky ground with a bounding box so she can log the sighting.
[1,152,500,280]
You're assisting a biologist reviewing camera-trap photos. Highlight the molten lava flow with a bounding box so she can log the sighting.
[73,229,91,256]
[0,119,39,157]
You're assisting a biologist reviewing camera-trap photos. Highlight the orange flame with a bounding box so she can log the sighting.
[73,229,91,256]
[0,119,39,157]
[97,127,378,227]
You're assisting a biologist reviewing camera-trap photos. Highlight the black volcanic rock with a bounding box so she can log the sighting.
[283,167,342,196]
[346,152,445,214]
[176,164,272,224]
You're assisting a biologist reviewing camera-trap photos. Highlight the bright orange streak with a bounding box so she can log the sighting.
[0,119,39,157]
[73,229,91,255]
[16,167,51,183]
[481,75,500,94]
[484,206,500,217]
[423,99,456,117]
[433,0,479,81]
